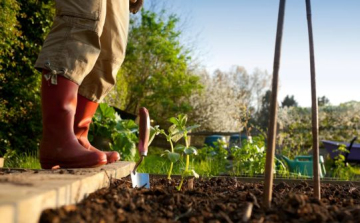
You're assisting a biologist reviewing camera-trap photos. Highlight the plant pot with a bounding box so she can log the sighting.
[0,157,4,168]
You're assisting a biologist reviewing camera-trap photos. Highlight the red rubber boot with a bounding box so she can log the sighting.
[40,75,107,169]
[74,94,120,163]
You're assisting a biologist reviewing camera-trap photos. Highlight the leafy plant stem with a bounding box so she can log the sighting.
[177,154,190,191]
[177,178,184,191]
[177,134,190,191]
[167,162,174,180]
[184,134,189,148]
[167,137,175,179]
[185,154,190,171]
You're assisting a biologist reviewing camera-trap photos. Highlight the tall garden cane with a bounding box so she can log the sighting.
[263,0,286,209]
[305,0,321,200]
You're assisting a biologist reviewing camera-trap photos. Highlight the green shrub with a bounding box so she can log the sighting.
[90,103,139,161]
[230,135,287,176]
[0,0,55,155]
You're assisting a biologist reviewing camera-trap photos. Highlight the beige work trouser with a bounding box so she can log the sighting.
[35,0,129,102]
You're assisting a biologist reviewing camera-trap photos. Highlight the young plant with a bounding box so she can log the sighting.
[166,114,200,190]
[175,144,198,190]
[160,124,181,180]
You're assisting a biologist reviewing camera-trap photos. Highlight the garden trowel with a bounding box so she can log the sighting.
[131,107,150,189]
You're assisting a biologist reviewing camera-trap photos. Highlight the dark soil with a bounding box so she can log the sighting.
[39,177,360,223]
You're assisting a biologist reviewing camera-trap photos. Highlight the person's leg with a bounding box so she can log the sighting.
[35,0,108,85]
[40,74,107,169]
[35,0,108,169]
[78,0,129,102]
[74,94,120,163]
[75,0,130,161]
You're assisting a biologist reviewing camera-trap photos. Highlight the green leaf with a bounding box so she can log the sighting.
[168,117,179,126]
[112,131,137,161]
[161,149,170,157]
[174,144,186,152]
[168,124,177,134]
[184,146,197,155]
[180,114,188,126]
[149,125,161,145]
[186,124,200,132]
[171,131,183,142]
[116,119,138,132]
[99,103,116,119]
[167,152,180,163]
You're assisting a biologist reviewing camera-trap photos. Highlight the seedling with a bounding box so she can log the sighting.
[160,114,199,181]
[175,143,199,190]
[164,114,199,190]
[160,124,182,179]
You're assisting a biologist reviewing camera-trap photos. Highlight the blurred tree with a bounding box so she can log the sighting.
[0,0,55,155]
[188,67,270,132]
[281,95,298,108]
[224,66,271,111]
[255,90,273,131]
[318,96,330,107]
[113,9,202,126]
[188,70,242,132]
[277,101,360,157]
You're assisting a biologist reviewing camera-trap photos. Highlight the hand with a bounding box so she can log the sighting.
[130,0,143,14]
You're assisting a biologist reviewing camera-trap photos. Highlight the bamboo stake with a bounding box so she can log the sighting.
[263,0,286,209]
[305,0,320,200]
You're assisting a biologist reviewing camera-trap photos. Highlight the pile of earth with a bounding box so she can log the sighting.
[40,177,360,223]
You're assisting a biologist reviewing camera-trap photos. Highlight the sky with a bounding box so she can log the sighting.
[143,1,360,107]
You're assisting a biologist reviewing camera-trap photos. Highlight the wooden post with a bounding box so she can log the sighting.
[305,0,320,200]
[263,0,286,209]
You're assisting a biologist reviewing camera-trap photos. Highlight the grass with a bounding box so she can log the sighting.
[136,154,229,177]
[193,158,228,177]
[135,146,230,177]
[136,154,172,174]
[4,151,41,169]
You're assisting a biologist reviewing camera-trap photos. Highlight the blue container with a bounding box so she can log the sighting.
[204,135,226,148]
[229,134,248,147]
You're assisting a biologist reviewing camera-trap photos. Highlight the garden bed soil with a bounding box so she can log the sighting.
[39,177,360,223]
